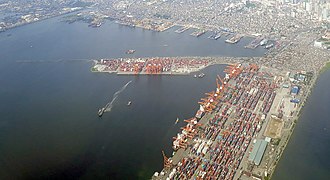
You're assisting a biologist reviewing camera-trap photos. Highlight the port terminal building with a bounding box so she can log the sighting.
[248,139,268,166]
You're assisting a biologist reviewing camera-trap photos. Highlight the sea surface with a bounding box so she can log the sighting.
[0,14,328,180]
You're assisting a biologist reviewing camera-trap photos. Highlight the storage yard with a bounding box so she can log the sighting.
[150,63,312,180]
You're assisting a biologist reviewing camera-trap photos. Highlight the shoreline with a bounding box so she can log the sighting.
[268,60,329,179]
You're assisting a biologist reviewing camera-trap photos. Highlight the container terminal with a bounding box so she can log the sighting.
[152,63,309,180]
[92,57,211,75]
[90,55,315,179]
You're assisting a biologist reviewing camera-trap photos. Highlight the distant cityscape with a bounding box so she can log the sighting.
[0,0,92,31]
[2,1,330,34]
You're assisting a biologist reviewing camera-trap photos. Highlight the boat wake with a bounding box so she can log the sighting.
[104,80,132,112]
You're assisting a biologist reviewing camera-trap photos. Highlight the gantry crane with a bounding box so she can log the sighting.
[162,151,172,169]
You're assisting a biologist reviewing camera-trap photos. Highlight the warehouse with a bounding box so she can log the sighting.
[249,139,268,165]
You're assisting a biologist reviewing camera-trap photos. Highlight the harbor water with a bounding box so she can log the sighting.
[0,15,265,179]
[0,14,328,179]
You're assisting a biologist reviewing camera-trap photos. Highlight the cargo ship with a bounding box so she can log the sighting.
[260,39,268,46]
[265,43,274,49]
[208,31,222,40]
[98,107,105,117]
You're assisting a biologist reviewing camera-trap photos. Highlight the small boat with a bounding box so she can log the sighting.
[175,117,179,124]
[98,107,105,117]
[194,74,197,78]
[126,49,136,54]
[198,73,205,78]
[127,101,132,106]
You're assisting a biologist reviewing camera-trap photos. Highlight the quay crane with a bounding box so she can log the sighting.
[172,117,203,150]
[198,75,228,113]
[162,151,172,169]
[134,64,141,75]
[224,64,242,79]
[145,63,163,74]
[173,134,188,150]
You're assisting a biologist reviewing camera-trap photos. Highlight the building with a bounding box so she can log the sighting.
[290,98,300,103]
[249,139,268,166]
[314,40,324,48]
[291,86,300,95]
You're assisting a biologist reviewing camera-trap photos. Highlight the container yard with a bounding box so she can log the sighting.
[92,57,211,75]
[152,63,305,180]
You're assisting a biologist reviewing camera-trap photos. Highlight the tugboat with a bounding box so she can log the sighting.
[127,101,132,106]
[265,43,274,49]
[98,107,105,117]
[175,117,179,124]
[198,73,205,78]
